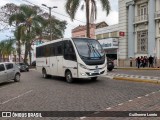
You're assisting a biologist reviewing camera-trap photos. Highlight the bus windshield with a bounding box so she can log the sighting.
[73,38,105,59]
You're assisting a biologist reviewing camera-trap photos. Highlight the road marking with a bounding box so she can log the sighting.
[106,107,111,110]
[80,117,86,119]
[0,90,33,105]
[118,103,123,106]
[137,97,141,99]
[129,100,133,102]
[145,94,149,97]
[152,92,155,94]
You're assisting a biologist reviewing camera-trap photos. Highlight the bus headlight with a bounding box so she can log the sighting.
[79,63,88,70]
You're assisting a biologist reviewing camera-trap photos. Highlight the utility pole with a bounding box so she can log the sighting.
[42,4,57,41]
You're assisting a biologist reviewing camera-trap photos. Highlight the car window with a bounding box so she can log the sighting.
[0,64,5,72]
[19,63,25,65]
[5,63,14,70]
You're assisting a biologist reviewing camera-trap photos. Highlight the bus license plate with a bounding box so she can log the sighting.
[94,69,99,73]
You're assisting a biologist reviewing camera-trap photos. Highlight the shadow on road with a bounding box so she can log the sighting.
[0,81,15,86]
[41,76,100,85]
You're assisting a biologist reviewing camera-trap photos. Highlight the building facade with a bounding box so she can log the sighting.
[95,24,120,66]
[119,0,160,67]
[72,22,108,38]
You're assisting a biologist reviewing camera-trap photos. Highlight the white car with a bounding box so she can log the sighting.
[0,62,21,83]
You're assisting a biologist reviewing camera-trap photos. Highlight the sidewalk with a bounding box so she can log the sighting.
[105,73,160,84]
[115,67,160,70]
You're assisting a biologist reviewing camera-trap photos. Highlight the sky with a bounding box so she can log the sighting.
[0,0,118,41]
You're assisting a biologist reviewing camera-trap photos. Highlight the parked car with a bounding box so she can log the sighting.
[31,61,36,66]
[16,62,29,72]
[0,62,21,83]
[107,59,114,71]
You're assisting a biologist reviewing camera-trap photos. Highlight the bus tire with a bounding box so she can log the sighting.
[65,71,73,83]
[42,69,48,78]
[91,77,97,81]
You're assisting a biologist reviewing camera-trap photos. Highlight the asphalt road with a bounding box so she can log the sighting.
[0,69,159,120]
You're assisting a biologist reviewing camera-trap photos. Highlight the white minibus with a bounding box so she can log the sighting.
[36,38,107,83]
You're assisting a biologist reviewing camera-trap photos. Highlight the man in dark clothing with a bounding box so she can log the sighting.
[137,57,141,68]
[148,55,153,67]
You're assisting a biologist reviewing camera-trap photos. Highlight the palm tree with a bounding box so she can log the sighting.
[0,39,15,62]
[65,0,110,38]
[9,5,46,64]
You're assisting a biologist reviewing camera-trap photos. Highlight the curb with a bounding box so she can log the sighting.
[113,77,160,84]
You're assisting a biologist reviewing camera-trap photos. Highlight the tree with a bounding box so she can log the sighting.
[65,0,111,38]
[9,4,46,64]
[1,4,67,64]
[8,4,67,64]
[0,39,15,62]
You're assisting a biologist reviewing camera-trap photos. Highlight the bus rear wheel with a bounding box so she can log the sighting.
[65,71,73,83]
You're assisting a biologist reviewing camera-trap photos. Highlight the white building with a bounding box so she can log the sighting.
[95,24,120,66]
[119,0,160,67]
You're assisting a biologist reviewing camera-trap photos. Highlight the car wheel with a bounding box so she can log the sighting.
[14,73,20,82]
[42,69,48,78]
[65,71,73,83]
[27,69,29,72]
[91,77,97,81]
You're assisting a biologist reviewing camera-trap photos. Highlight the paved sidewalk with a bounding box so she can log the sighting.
[115,67,160,70]
[105,73,160,84]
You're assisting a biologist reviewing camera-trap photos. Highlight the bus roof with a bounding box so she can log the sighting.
[36,37,96,47]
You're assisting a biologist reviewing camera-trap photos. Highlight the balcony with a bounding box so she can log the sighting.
[134,14,148,24]
[155,10,160,20]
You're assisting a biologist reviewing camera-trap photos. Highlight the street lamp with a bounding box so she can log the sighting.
[42,4,57,41]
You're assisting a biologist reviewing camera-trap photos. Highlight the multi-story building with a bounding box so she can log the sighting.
[119,0,160,66]
[72,22,108,38]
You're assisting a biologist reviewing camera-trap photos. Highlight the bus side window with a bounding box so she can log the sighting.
[56,42,63,56]
[50,43,56,56]
[64,41,76,61]
[45,44,50,57]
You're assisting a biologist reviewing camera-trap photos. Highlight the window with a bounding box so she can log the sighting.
[45,45,50,57]
[50,43,56,56]
[103,33,109,39]
[110,31,118,37]
[36,46,45,58]
[5,63,13,70]
[64,40,76,61]
[0,64,5,72]
[137,30,148,53]
[96,34,102,40]
[56,42,63,56]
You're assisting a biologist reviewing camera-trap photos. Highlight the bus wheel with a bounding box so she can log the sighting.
[42,69,47,78]
[65,71,73,83]
[91,77,97,81]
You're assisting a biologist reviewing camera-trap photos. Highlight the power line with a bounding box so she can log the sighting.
[19,0,85,24]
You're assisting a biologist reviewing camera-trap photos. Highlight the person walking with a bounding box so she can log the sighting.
[137,57,141,68]
[149,55,153,67]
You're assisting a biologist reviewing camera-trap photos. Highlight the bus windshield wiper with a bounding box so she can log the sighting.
[88,43,101,58]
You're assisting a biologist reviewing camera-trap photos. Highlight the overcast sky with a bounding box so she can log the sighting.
[0,0,118,41]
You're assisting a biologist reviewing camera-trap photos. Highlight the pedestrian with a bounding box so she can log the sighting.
[137,57,141,68]
[140,56,144,67]
[148,55,153,67]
